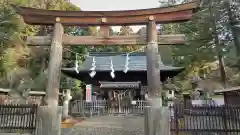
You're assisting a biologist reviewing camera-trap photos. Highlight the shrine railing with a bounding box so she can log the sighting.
[69,100,148,116]
[170,103,240,134]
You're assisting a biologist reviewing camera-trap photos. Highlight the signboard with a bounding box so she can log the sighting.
[86,84,92,102]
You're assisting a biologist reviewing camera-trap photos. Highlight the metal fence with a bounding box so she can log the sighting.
[170,104,240,135]
[70,100,147,116]
[0,104,38,133]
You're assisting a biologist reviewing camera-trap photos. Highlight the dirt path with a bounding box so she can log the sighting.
[62,115,144,135]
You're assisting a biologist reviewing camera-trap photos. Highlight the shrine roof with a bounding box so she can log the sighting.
[77,52,184,71]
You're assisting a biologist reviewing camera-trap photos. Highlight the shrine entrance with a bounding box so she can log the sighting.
[64,50,185,116]
[107,90,132,114]
[12,1,199,107]
[69,99,147,116]
[70,81,148,116]
[100,81,141,113]
[12,1,200,135]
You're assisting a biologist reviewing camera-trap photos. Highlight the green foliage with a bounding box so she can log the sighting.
[0,0,80,91]
[0,5,19,46]
[175,8,217,64]
[160,0,240,90]
[0,3,23,77]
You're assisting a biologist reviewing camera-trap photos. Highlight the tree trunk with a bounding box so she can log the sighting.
[209,0,227,87]
[224,0,240,67]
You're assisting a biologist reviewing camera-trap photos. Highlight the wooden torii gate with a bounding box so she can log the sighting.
[12,1,200,135]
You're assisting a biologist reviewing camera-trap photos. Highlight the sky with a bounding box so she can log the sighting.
[70,0,161,32]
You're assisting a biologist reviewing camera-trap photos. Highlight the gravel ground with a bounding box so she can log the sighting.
[62,115,144,135]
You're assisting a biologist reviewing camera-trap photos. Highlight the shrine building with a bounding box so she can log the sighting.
[61,52,184,100]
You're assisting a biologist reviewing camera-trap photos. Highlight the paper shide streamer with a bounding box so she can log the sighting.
[65,46,146,79]
[124,53,130,73]
[89,57,96,78]
[110,57,115,78]
[74,54,79,73]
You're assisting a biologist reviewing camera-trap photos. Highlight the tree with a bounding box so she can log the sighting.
[159,0,234,91]
[0,2,33,80]
[119,26,133,35]
[0,0,81,91]
[209,0,227,86]
[119,26,140,52]
[223,0,240,67]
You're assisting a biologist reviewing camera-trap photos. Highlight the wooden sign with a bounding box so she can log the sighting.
[86,84,92,102]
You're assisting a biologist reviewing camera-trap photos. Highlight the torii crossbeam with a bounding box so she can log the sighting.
[12,1,199,26]
[13,1,200,46]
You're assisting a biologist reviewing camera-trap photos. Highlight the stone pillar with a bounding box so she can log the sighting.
[62,89,72,120]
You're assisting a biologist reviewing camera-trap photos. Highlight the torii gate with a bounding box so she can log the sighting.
[12,1,200,135]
